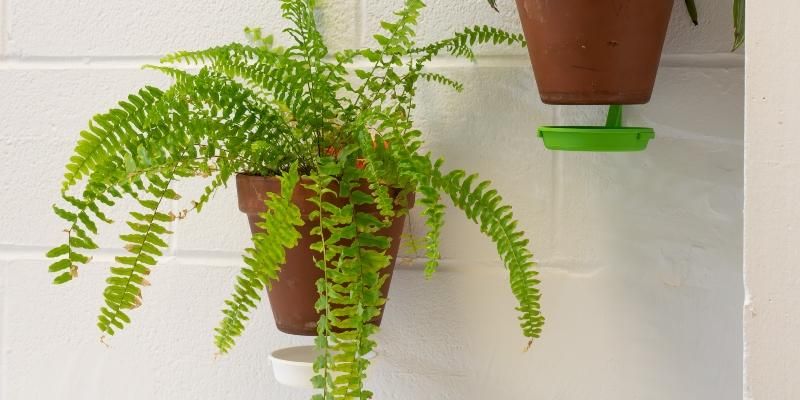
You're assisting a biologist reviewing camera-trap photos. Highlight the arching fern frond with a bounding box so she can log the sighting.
[419,72,464,92]
[412,25,526,62]
[61,86,165,194]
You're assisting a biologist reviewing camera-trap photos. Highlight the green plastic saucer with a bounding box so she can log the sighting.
[537,105,655,152]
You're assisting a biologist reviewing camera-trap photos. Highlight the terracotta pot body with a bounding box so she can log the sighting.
[514,0,674,105]
[236,174,410,336]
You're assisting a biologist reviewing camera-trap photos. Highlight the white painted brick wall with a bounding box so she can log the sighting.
[0,1,744,399]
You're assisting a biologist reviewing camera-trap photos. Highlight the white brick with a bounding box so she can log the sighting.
[664,0,744,55]
[640,67,744,142]
[6,0,358,57]
[1,259,313,399]
[551,67,743,271]
[553,67,744,141]
[410,65,556,263]
[170,178,251,255]
[0,68,172,249]
[2,257,741,399]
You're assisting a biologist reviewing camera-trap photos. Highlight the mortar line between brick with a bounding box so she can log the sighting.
[0,244,595,272]
[0,53,744,70]
[0,256,598,282]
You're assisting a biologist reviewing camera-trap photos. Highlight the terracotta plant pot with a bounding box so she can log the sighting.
[514,0,675,105]
[236,174,410,336]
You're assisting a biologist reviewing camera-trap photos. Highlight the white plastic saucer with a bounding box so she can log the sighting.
[269,345,378,389]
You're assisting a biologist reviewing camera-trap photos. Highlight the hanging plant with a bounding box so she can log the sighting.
[46,0,543,398]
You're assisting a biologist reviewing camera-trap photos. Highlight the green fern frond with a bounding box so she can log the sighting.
[412,25,526,62]
[438,169,544,345]
[61,86,165,193]
[307,161,391,399]
[215,166,304,353]
[280,0,328,59]
[733,0,745,51]
[98,172,177,335]
[419,72,464,92]
[418,182,445,278]
[381,123,544,346]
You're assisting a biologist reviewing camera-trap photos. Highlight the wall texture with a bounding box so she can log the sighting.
[744,0,800,398]
[0,1,743,399]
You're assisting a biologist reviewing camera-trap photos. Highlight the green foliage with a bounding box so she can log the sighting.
[215,165,304,353]
[307,160,392,399]
[685,0,699,25]
[99,172,177,335]
[733,0,745,51]
[49,0,542,398]
[683,0,746,50]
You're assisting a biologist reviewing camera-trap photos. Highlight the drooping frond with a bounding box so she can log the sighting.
[438,169,544,346]
[380,124,544,346]
[418,182,446,278]
[215,166,303,353]
[98,171,178,335]
[308,160,393,400]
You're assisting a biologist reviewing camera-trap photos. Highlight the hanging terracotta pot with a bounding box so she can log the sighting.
[514,0,675,105]
[236,174,410,336]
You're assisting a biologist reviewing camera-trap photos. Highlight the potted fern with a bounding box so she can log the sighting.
[488,0,745,104]
[46,0,543,397]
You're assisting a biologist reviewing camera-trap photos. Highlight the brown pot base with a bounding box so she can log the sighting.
[236,174,410,336]
[539,91,654,106]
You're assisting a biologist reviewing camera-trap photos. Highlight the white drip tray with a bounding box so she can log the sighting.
[269,345,378,389]
[270,346,318,389]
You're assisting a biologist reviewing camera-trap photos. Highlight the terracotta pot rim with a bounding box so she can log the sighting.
[235,173,415,216]
[236,172,409,184]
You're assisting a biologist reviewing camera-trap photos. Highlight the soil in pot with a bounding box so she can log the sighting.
[236,174,411,336]
[515,0,674,105]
